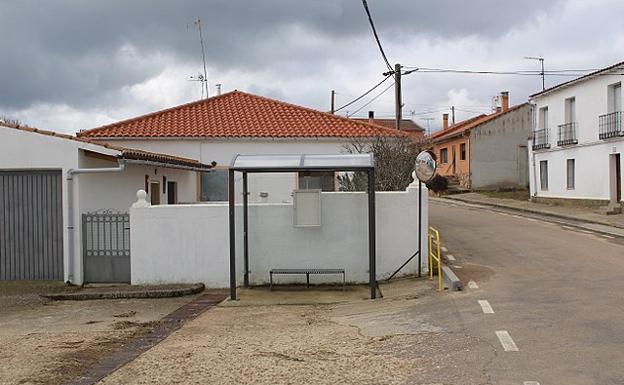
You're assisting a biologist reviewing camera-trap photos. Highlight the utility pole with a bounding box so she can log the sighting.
[394,63,402,130]
[451,106,456,125]
[421,117,434,136]
[330,90,336,114]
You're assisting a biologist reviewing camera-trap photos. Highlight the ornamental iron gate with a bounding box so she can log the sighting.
[82,210,130,283]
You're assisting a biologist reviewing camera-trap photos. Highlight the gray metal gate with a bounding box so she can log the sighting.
[82,210,130,283]
[0,170,64,280]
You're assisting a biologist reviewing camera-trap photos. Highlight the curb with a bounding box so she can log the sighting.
[438,196,624,230]
[42,283,205,301]
[442,266,462,291]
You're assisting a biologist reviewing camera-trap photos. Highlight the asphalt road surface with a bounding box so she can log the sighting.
[429,199,624,385]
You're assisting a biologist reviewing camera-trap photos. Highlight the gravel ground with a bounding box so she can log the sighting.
[97,294,495,385]
[0,282,196,385]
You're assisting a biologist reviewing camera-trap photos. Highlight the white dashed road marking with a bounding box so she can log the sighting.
[512,215,524,219]
[495,330,519,352]
[523,382,540,385]
[580,230,593,234]
[478,300,494,314]
[446,254,456,261]
[602,234,615,239]
[524,217,538,222]
[468,280,479,289]
[441,246,448,252]
[561,226,575,230]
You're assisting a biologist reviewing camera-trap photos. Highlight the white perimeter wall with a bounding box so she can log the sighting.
[106,138,357,203]
[130,183,428,287]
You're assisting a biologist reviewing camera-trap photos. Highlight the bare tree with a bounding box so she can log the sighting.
[338,135,422,191]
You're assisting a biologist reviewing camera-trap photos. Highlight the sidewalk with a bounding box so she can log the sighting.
[439,192,624,230]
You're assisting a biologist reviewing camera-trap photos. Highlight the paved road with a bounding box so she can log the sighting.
[429,199,624,385]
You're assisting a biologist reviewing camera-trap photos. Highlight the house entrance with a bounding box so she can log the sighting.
[610,153,622,203]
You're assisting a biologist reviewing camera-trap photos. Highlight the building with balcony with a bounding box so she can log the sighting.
[528,61,624,211]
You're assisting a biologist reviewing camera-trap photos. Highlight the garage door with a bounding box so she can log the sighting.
[0,170,63,280]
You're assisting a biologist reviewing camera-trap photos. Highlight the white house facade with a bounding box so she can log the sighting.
[0,123,214,284]
[78,90,409,204]
[528,61,624,210]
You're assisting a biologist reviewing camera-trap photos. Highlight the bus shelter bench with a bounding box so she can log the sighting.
[269,268,346,290]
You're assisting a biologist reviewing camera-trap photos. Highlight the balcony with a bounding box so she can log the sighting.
[557,122,578,146]
[599,111,623,139]
[532,128,550,150]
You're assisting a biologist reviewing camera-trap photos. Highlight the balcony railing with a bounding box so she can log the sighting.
[557,122,578,146]
[532,128,550,150]
[599,111,623,139]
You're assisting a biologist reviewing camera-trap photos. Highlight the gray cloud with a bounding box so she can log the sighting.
[0,1,559,109]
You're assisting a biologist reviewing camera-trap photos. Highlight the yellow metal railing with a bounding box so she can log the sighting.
[428,226,443,291]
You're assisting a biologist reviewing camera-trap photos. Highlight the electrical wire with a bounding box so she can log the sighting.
[333,75,392,113]
[401,66,624,77]
[361,0,393,72]
[347,82,395,117]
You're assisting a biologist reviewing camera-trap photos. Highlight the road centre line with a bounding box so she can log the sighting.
[523,382,540,385]
[446,254,456,261]
[441,246,448,252]
[602,234,615,239]
[561,225,575,230]
[478,300,494,314]
[468,280,479,289]
[495,330,519,352]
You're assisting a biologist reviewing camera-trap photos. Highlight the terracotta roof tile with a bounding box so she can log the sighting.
[429,103,528,143]
[78,91,406,139]
[0,123,213,169]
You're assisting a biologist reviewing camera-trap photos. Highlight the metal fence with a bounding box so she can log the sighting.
[82,210,130,283]
[532,128,551,150]
[599,111,623,139]
[557,122,578,146]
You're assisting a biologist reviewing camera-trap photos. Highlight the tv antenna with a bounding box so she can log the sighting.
[189,73,207,99]
[189,17,209,99]
[524,56,545,91]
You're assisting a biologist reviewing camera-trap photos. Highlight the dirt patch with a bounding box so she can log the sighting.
[112,320,161,330]
[0,281,78,311]
[96,299,495,385]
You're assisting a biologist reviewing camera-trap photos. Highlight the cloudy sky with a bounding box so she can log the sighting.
[2,0,624,134]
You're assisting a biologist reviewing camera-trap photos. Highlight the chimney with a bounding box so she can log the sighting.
[501,91,509,112]
[368,110,375,123]
[443,113,449,130]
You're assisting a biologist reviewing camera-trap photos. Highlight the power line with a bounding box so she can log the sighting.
[333,75,392,113]
[401,66,624,77]
[347,82,395,117]
[361,0,393,72]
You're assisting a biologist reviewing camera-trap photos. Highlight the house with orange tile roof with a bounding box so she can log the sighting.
[429,92,532,190]
[78,90,407,203]
[353,111,425,140]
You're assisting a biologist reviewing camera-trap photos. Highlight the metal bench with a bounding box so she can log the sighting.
[269,268,346,290]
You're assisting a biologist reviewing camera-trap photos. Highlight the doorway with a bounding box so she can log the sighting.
[150,181,161,205]
[167,181,178,204]
[610,154,621,203]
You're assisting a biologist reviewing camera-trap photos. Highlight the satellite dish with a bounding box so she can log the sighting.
[414,150,437,182]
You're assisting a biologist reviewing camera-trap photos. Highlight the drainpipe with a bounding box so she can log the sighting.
[65,160,126,284]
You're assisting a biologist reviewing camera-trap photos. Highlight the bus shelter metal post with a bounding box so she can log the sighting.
[368,169,376,299]
[228,169,237,300]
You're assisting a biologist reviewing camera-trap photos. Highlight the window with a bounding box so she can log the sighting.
[200,170,228,201]
[539,107,549,129]
[566,159,575,189]
[440,148,448,163]
[539,160,548,191]
[298,171,335,191]
[565,97,576,123]
[150,182,161,205]
[167,181,178,204]
[460,143,466,161]
[608,82,621,113]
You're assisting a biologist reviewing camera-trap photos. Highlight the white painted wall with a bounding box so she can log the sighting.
[0,125,203,284]
[130,183,428,287]
[529,69,624,201]
[103,138,358,203]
